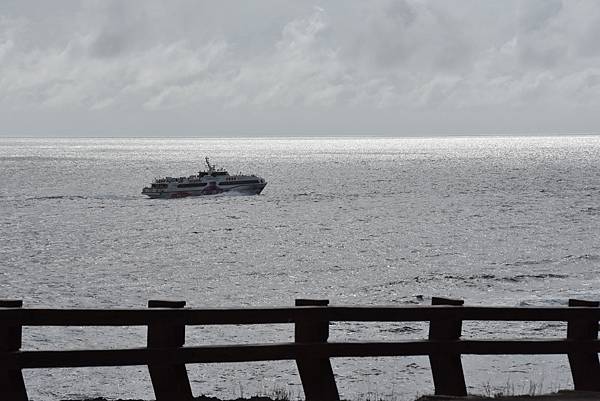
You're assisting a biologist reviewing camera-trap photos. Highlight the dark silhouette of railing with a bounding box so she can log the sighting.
[2,297,600,401]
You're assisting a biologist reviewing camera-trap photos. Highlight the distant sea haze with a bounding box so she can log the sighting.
[1,136,599,400]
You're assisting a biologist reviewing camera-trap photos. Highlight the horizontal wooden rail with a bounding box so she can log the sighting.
[329,305,600,322]
[2,298,600,401]
[2,340,600,370]
[3,305,600,326]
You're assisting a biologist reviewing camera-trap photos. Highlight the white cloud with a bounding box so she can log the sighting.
[1,0,600,135]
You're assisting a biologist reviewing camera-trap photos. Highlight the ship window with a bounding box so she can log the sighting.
[177,183,207,188]
[220,180,260,185]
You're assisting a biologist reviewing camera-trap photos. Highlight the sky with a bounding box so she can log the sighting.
[1,0,600,137]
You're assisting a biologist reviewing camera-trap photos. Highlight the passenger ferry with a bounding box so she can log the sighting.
[142,157,267,199]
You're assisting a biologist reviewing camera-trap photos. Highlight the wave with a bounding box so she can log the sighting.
[518,298,568,306]
[13,194,144,202]
[25,195,87,201]
[416,272,571,285]
[562,254,600,262]
[502,273,569,282]
[503,258,555,267]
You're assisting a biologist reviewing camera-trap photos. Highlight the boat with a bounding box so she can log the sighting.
[142,157,267,199]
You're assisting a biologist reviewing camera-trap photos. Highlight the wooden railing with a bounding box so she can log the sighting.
[2,297,600,401]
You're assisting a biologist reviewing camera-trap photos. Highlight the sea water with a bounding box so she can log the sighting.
[1,137,599,401]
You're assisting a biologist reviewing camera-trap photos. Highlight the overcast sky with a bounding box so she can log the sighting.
[1,0,600,137]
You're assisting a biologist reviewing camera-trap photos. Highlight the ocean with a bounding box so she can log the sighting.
[1,136,599,401]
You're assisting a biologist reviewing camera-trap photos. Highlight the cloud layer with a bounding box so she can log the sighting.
[1,0,600,135]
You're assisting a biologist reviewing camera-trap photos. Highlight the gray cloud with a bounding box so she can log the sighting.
[1,0,599,136]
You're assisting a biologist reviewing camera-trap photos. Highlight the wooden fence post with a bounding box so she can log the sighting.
[567,298,600,391]
[0,300,28,401]
[294,299,340,401]
[428,297,467,396]
[147,300,193,401]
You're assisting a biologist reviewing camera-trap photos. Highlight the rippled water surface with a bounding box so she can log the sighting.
[1,137,600,400]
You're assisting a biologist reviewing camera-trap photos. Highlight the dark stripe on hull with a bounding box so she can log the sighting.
[143,184,266,199]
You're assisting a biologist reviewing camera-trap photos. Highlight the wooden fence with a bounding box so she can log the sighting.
[1,297,600,401]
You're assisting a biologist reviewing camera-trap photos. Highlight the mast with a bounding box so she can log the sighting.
[205,157,215,172]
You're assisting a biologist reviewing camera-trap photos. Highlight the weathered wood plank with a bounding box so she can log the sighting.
[3,305,600,326]
[3,339,600,369]
[294,299,339,401]
[147,300,193,401]
[428,297,466,396]
[327,306,600,322]
[567,299,600,391]
[0,300,28,401]
[0,307,304,326]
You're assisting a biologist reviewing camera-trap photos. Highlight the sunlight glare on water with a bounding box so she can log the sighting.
[1,136,600,400]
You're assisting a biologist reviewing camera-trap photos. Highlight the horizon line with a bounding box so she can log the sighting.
[1,132,600,140]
